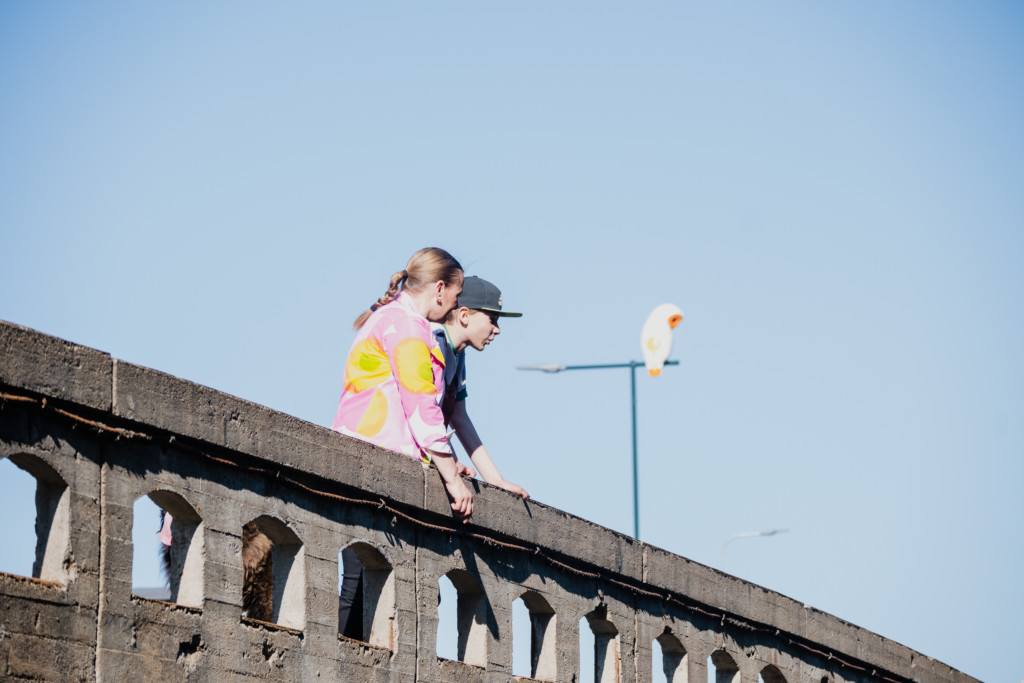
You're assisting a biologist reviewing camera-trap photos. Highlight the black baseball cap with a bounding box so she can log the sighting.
[457,276,523,317]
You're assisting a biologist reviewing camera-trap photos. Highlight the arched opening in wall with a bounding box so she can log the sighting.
[241,516,305,630]
[578,616,594,681]
[131,496,165,598]
[581,607,619,683]
[132,491,204,607]
[0,454,70,585]
[337,542,395,650]
[437,574,459,661]
[0,456,39,578]
[759,664,787,683]
[435,569,486,668]
[512,597,531,678]
[653,628,687,683]
[512,591,556,681]
[708,650,739,683]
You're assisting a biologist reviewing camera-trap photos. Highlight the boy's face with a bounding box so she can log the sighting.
[465,309,501,351]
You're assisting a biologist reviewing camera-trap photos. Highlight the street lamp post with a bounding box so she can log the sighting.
[517,359,679,540]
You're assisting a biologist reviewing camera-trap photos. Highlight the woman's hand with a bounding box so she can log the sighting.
[430,450,474,522]
[445,477,474,521]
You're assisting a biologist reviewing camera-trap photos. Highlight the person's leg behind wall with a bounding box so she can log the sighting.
[338,546,364,640]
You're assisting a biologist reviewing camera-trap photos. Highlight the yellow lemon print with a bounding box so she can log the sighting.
[344,337,390,394]
[394,337,436,395]
[355,388,388,437]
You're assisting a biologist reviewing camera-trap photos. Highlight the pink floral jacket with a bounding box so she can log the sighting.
[331,291,453,461]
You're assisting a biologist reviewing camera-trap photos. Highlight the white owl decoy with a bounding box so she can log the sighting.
[641,303,684,376]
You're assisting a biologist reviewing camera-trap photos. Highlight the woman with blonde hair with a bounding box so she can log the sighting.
[332,247,473,640]
[331,247,473,520]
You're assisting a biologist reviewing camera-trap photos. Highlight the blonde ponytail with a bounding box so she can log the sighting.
[353,249,462,329]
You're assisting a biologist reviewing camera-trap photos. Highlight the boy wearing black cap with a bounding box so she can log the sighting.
[432,276,529,499]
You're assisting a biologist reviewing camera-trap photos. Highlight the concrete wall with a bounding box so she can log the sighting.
[0,320,977,683]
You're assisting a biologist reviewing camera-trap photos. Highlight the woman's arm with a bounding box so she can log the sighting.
[450,401,529,499]
[386,315,475,518]
[386,317,454,457]
[428,449,474,521]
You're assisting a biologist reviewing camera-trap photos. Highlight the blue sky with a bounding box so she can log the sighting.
[1,3,1022,681]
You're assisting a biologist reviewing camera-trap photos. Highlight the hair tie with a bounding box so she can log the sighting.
[401,269,408,280]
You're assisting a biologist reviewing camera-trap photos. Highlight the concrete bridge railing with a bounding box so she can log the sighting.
[0,320,975,682]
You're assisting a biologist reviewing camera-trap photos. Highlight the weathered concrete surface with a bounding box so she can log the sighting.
[0,321,112,411]
[0,320,979,682]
